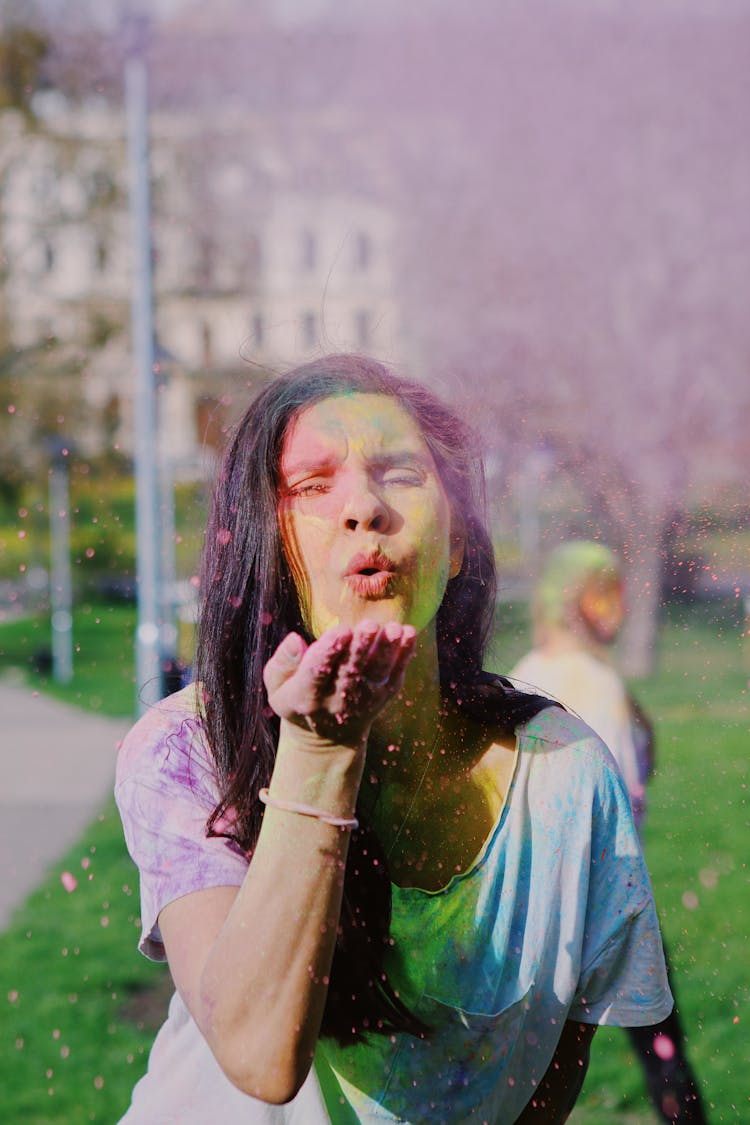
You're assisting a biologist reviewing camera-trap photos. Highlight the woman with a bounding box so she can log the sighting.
[512,541,708,1122]
[115,354,673,1123]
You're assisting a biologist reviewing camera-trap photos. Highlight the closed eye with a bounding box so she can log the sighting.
[285,481,330,498]
[380,469,425,487]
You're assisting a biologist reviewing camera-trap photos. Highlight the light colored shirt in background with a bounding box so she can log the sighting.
[511,647,644,817]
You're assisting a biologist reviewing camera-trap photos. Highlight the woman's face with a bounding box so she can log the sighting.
[278,392,464,638]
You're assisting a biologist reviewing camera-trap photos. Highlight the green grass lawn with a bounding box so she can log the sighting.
[0,802,169,1123]
[0,601,138,717]
[0,598,747,1121]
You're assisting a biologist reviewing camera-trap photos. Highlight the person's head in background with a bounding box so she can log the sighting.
[533,540,625,651]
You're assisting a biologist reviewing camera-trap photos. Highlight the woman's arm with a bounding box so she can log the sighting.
[160,741,360,1103]
[160,621,415,1104]
[515,1021,596,1123]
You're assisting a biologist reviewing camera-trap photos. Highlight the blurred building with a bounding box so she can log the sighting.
[0,89,402,478]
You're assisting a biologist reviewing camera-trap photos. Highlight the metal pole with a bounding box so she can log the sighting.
[159,446,179,663]
[49,452,73,684]
[126,33,162,712]
[155,348,181,691]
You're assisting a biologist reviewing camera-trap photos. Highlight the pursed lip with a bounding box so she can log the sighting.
[343,549,397,579]
[343,550,397,598]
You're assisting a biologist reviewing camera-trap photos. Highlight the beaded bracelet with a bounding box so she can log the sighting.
[258,787,359,830]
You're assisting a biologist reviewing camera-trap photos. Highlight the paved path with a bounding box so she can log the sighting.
[0,677,131,931]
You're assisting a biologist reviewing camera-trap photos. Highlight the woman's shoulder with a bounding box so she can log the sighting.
[115,682,212,794]
[517,703,617,773]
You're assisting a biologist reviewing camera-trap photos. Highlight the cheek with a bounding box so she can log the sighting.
[408,502,453,605]
[278,512,317,615]
[419,525,451,574]
[418,495,452,565]
[280,510,341,635]
[282,509,331,570]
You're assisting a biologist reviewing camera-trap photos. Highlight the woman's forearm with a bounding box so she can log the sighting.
[185,623,414,1101]
[197,729,365,1102]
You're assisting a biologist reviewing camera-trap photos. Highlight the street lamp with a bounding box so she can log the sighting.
[125,13,161,711]
[154,339,181,688]
[47,439,74,684]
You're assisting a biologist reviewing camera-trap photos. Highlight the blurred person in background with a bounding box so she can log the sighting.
[512,540,708,1123]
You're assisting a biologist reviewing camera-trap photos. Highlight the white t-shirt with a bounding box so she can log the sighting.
[115,686,672,1123]
[511,648,643,806]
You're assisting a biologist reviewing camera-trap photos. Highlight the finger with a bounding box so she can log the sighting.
[336,623,413,707]
[328,622,381,710]
[360,622,407,686]
[263,632,307,694]
[346,619,382,670]
[388,625,417,691]
[300,626,353,696]
[337,623,384,692]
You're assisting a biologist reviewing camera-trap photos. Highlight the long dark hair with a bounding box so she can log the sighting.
[194,353,549,1044]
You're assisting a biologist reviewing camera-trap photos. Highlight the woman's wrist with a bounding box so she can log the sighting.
[277,715,370,756]
[258,788,359,830]
[270,718,367,815]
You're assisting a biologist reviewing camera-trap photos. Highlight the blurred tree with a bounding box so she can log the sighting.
[2,0,747,675]
[0,338,96,502]
[0,18,50,115]
[372,4,750,674]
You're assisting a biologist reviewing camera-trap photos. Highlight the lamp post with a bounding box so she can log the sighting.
[154,341,180,688]
[47,440,74,684]
[125,14,161,711]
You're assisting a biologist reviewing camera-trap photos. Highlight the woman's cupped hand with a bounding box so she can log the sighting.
[263,620,416,747]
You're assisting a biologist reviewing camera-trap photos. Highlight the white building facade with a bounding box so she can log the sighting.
[0,92,403,476]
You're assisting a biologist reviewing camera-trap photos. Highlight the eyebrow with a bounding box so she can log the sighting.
[280,454,341,481]
[371,451,432,469]
[281,450,433,481]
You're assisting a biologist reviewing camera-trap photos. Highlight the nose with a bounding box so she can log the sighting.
[341,475,389,533]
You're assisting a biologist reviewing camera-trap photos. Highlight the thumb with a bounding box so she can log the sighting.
[263,631,307,694]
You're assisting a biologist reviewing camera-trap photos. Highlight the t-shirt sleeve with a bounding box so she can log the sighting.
[114,696,248,961]
[568,752,673,1027]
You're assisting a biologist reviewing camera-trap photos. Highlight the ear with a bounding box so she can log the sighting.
[448,511,466,579]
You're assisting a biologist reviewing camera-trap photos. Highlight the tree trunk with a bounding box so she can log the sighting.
[620,536,664,678]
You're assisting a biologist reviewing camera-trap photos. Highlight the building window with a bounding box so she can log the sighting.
[353,231,371,271]
[301,311,317,348]
[196,235,215,290]
[300,229,317,271]
[89,169,115,205]
[33,170,55,203]
[354,309,371,348]
[94,239,108,273]
[103,394,121,442]
[201,322,213,367]
[43,239,55,273]
[196,395,225,452]
[248,233,262,271]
